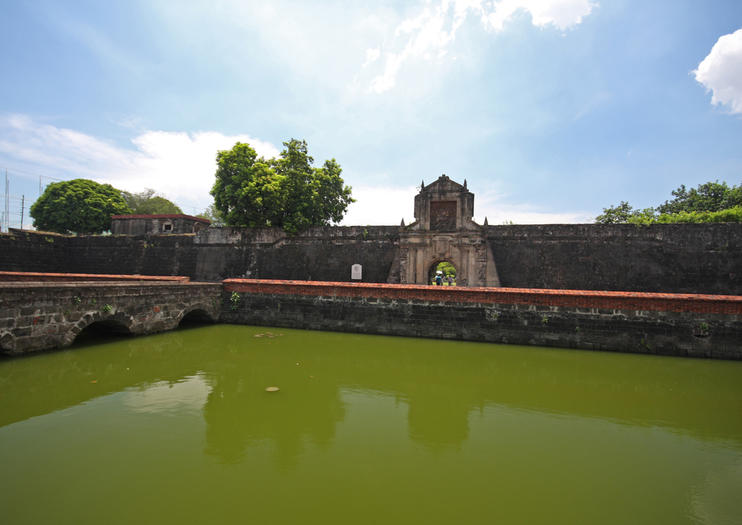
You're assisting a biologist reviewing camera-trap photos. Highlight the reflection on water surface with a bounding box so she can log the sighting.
[1,325,741,524]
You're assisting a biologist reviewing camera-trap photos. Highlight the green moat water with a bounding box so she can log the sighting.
[1,325,741,524]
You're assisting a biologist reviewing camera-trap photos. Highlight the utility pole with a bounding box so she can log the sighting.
[20,195,25,230]
[4,169,8,233]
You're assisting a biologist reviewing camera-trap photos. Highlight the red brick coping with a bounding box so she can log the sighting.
[224,279,742,315]
[0,271,190,283]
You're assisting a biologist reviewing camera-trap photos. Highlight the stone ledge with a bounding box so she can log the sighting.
[0,271,190,283]
[224,279,742,315]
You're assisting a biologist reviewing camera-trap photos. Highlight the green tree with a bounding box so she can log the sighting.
[596,180,742,224]
[122,188,182,214]
[628,206,742,225]
[197,203,225,226]
[210,142,284,228]
[211,139,354,233]
[657,181,742,214]
[435,261,456,277]
[30,179,131,234]
[595,201,637,224]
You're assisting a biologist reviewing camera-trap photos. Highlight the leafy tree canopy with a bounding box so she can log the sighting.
[122,188,182,214]
[435,261,457,277]
[596,181,742,224]
[628,206,742,225]
[211,139,354,234]
[197,203,225,226]
[30,179,131,234]
[656,181,742,214]
[595,201,634,224]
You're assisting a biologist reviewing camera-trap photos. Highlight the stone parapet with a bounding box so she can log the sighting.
[0,281,221,355]
[0,271,190,283]
[224,279,742,314]
[222,279,742,360]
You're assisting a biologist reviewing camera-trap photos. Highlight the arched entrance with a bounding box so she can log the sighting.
[429,261,457,286]
[178,308,216,328]
[0,332,14,353]
[73,319,132,347]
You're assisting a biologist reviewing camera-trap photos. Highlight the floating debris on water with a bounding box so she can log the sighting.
[254,332,283,339]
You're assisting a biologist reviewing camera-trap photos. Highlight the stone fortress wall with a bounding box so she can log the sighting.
[0,174,740,295]
[3,174,739,360]
[1,221,740,295]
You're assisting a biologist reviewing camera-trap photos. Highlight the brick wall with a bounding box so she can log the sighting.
[222,279,742,360]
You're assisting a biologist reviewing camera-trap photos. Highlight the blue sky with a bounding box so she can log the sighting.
[1,0,741,227]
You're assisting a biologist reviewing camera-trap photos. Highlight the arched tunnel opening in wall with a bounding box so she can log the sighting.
[0,332,15,355]
[73,319,132,348]
[429,261,458,286]
[178,309,216,329]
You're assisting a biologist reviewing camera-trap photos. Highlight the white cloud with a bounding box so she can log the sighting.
[363,48,381,67]
[470,188,594,225]
[475,203,592,224]
[473,188,592,224]
[0,115,591,225]
[484,0,596,32]
[368,1,473,94]
[0,115,279,213]
[124,374,210,415]
[149,0,594,97]
[370,52,406,94]
[341,185,419,225]
[340,184,591,225]
[694,28,742,115]
[367,0,595,93]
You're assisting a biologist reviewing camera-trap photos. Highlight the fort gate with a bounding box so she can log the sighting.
[397,175,500,287]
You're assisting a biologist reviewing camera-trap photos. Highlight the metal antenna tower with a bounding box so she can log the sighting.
[3,169,9,233]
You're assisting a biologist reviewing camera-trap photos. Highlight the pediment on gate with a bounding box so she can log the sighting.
[421,174,466,195]
[411,174,479,232]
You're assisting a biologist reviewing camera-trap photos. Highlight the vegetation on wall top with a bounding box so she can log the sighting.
[596,181,742,224]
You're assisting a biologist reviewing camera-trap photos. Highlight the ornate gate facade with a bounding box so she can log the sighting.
[395,175,500,287]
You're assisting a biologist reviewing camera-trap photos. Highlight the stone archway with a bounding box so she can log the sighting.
[394,175,500,287]
[63,311,135,347]
[428,260,457,286]
[178,307,217,327]
[0,332,15,353]
[69,317,133,346]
